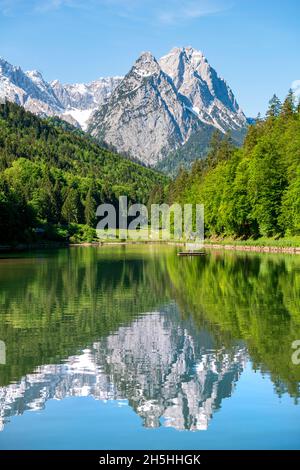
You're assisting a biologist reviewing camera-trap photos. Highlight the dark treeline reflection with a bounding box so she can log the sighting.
[0,247,169,385]
[166,251,300,398]
[0,246,299,399]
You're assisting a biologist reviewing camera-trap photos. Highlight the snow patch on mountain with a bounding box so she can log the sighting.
[0,56,122,128]
[63,107,95,130]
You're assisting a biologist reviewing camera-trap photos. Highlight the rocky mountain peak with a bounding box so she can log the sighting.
[159,46,207,79]
[160,46,212,92]
[170,46,206,61]
[0,57,16,73]
[26,69,44,81]
[131,51,161,78]
[159,46,246,130]
[50,79,60,87]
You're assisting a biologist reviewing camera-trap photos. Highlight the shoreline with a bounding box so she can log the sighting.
[204,243,300,254]
[0,241,68,253]
[70,241,300,254]
[1,240,300,255]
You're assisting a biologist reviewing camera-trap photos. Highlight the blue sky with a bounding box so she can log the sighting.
[0,0,299,116]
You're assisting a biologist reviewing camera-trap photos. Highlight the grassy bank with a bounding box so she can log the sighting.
[53,230,300,250]
[204,236,300,248]
[2,229,300,254]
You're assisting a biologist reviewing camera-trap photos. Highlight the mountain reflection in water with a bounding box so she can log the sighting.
[0,306,246,431]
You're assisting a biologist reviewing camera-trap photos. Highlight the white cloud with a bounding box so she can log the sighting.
[291,80,300,99]
[0,0,21,15]
[34,0,69,12]
[0,0,84,15]
[158,0,231,24]
[0,0,231,22]
[34,0,88,13]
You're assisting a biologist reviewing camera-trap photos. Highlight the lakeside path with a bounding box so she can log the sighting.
[204,243,300,254]
[70,241,300,255]
[1,240,300,255]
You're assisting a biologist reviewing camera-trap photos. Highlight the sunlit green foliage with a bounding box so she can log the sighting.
[169,92,300,239]
[0,101,167,243]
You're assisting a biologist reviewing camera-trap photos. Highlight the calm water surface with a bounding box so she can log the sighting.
[0,245,299,449]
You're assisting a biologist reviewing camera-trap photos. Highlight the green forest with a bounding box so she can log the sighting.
[0,101,166,244]
[168,91,300,241]
[1,92,300,246]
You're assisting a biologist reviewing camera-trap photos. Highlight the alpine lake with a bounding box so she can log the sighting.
[0,245,299,450]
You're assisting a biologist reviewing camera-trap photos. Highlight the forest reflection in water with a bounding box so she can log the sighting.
[0,245,299,433]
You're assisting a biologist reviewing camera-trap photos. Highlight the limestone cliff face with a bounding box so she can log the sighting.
[88,52,198,165]
[159,47,246,132]
[89,47,247,165]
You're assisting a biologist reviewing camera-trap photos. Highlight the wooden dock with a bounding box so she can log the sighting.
[177,251,206,257]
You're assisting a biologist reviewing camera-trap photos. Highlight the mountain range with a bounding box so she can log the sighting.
[0,57,122,130]
[0,47,247,171]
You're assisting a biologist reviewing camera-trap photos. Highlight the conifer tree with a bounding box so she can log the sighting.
[266,94,282,118]
[206,130,222,169]
[62,187,81,224]
[84,187,97,226]
[281,89,295,118]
